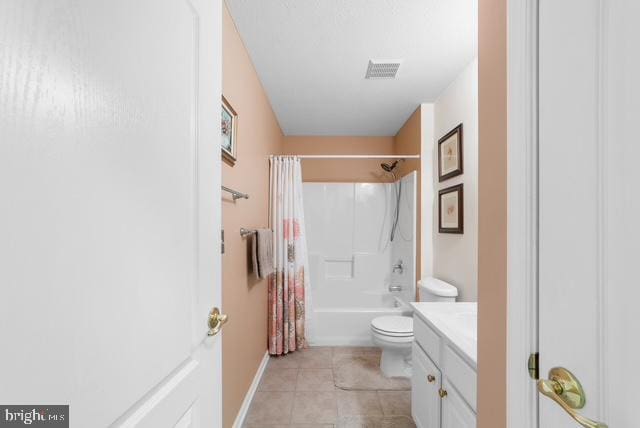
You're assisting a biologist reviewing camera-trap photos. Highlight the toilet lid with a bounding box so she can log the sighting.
[371,316,413,336]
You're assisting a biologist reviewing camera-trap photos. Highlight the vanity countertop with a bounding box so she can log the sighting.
[410,302,477,368]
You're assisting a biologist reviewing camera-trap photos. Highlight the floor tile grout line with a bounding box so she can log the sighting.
[376,390,386,417]
[333,388,341,424]
[289,368,300,424]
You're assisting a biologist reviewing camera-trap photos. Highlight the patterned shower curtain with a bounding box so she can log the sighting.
[268,156,310,355]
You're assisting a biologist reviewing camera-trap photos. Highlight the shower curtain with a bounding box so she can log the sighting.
[268,156,310,355]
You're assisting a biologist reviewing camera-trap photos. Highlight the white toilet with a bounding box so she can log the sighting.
[370,277,458,378]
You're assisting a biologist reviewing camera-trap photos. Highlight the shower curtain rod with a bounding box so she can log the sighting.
[270,155,420,160]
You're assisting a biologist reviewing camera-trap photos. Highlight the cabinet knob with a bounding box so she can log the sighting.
[439,388,448,398]
[427,374,436,383]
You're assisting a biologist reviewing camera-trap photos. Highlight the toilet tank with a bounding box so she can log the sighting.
[418,277,458,302]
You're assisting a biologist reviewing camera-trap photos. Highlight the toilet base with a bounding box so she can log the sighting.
[380,346,412,378]
[372,335,413,378]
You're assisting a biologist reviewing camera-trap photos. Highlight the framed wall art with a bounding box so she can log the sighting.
[438,183,464,234]
[438,124,463,182]
[221,96,237,165]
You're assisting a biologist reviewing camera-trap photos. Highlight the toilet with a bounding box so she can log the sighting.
[370,277,458,378]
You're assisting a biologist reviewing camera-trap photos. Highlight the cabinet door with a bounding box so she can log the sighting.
[412,343,441,428]
[441,379,476,428]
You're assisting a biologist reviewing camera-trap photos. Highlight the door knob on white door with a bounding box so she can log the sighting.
[208,308,228,336]
[538,367,607,428]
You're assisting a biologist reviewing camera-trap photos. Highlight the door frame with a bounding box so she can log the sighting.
[508,1,615,426]
[506,0,539,427]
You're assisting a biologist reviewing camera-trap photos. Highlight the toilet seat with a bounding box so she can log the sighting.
[371,329,414,345]
[371,316,413,337]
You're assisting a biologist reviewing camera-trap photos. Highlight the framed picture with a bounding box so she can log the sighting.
[439,184,463,234]
[438,124,463,182]
[221,96,237,165]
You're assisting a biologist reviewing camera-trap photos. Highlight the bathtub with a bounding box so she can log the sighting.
[306,294,413,346]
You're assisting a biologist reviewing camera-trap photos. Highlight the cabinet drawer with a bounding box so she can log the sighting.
[442,344,477,412]
[413,315,441,366]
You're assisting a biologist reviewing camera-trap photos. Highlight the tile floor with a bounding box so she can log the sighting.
[243,347,416,428]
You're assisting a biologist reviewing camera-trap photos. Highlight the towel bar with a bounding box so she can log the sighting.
[222,185,249,200]
[240,228,257,238]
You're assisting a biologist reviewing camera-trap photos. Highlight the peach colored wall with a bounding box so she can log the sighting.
[222,3,284,427]
[394,108,422,282]
[282,136,395,182]
[477,0,507,427]
[395,108,422,177]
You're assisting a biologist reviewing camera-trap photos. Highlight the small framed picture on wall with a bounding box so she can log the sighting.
[221,95,237,165]
[439,184,464,234]
[438,124,463,182]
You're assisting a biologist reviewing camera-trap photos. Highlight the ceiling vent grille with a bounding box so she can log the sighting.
[365,60,402,79]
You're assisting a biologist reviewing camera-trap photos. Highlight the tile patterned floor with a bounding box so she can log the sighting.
[243,347,416,428]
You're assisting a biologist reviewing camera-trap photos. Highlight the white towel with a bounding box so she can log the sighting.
[252,229,274,279]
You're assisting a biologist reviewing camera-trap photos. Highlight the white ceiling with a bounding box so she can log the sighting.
[225,0,478,136]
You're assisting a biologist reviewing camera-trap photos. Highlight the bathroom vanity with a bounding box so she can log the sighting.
[410,303,477,428]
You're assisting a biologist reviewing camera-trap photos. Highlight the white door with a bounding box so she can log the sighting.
[538,0,639,427]
[0,0,223,427]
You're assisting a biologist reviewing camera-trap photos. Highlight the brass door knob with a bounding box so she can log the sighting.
[427,374,436,383]
[538,367,607,428]
[439,388,448,398]
[208,307,228,336]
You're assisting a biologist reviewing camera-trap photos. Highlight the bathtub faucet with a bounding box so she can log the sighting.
[392,259,404,274]
[388,284,403,293]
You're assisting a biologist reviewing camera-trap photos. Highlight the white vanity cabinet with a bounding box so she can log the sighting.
[411,311,477,428]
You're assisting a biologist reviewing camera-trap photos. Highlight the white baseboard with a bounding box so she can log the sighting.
[232,350,270,428]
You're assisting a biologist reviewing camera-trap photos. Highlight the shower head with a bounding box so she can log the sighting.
[380,160,399,172]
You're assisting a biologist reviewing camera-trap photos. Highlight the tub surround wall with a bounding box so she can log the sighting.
[391,173,418,309]
[222,3,284,427]
[303,173,417,345]
[432,59,479,302]
[394,107,423,286]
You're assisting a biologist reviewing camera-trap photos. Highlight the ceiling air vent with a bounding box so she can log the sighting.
[365,60,402,79]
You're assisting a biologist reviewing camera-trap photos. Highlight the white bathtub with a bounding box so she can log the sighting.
[307,295,413,346]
